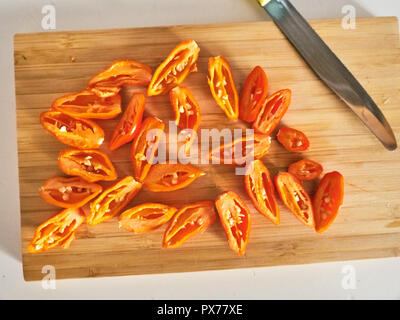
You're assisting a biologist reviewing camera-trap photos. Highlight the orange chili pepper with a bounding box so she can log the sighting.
[40,111,105,149]
[109,93,146,151]
[147,40,200,96]
[143,162,206,192]
[58,148,117,182]
[239,66,269,122]
[277,127,310,152]
[40,176,102,208]
[275,172,314,227]
[88,60,152,97]
[288,159,323,181]
[215,191,251,256]
[245,160,279,225]
[208,56,239,120]
[313,171,344,233]
[52,89,121,119]
[170,86,201,154]
[130,116,165,182]
[253,89,291,135]
[88,176,142,226]
[119,203,177,233]
[28,207,85,253]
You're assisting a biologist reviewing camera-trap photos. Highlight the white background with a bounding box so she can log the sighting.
[1,0,399,300]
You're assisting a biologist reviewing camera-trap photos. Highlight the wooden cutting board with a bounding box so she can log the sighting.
[14,17,400,281]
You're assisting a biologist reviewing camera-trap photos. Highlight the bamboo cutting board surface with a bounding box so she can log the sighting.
[14,17,400,281]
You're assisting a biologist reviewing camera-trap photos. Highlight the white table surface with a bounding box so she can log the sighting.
[1,0,399,300]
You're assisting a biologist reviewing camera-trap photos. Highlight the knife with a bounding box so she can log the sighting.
[258,0,397,151]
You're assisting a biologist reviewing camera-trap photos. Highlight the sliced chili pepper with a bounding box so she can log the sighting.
[143,162,206,192]
[40,111,105,149]
[28,207,85,253]
[88,176,142,226]
[245,160,279,225]
[58,148,117,182]
[277,127,310,152]
[52,89,121,119]
[239,66,269,122]
[109,93,146,151]
[208,56,239,120]
[119,203,177,233]
[40,176,102,208]
[253,89,291,135]
[88,60,152,96]
[170,86,201,154]
[288,159,323,181]
[275,172,314,227]
[313,171,344,233]
[130,116,165,182]
[147,40,200,96]
[215,191,251,256]
[209,133,271,165]
[162,201,217,249]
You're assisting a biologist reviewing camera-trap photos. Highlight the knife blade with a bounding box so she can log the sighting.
[258,0,397,150]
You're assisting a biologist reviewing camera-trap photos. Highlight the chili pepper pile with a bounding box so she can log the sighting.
[30,40,344,255]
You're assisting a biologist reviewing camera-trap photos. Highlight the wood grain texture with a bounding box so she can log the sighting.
[14,17,400,281]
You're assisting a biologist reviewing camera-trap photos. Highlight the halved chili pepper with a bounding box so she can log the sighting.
[130,116,165,182]
[288,159,323,181]
[313,171,344,233]
[109,93,146,151]
[170,86,201,154]
[88,176,142,226]
[244,160,279,225]
[253,89,291,135]
[147,40,200,96]
[215,191,251,256]
[52,89,121,119]
[40,111,105,149]
[28,207,85,253]
[40,176,102,208]
[209,133,271,165]
[239,66,269,122]
[88,60,153,97]
[58,148,117,182]
[162,201,217,249]
[277,127,310,152]
[275,172,314,227]
[119,203,177,233]
[144,162,206,192]
[208,56,239,120]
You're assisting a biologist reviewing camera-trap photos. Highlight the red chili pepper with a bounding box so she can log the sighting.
[144,162,206,192]
[40,176,102,208]
[313,171,344,233]
[275,172,314,227]
[170,86,201,154]
[253,89,291,135]
[58,149,117,182]
[239,66,269,122]
[245,160,279,225]
[88,176,142,226]
[163,201,217,249]
[130,116,165,182]
[109,93,146,151]
[40,111,105,149]
[88,60,152,96]
[147,40,200,96]
[288,159,323,181]
[119,203,177,233]
[52,89,121,119]
[208,56,239,120]
[277,127,310,152]
[28,207,85,253]
[209,133,271,165]
[215,191,251,256]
